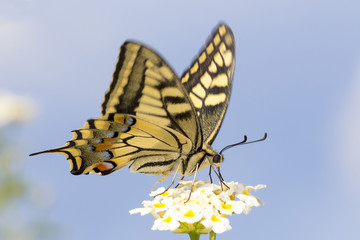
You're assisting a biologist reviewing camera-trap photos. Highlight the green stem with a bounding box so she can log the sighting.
[188,231,200,240]
[209,231,216,240]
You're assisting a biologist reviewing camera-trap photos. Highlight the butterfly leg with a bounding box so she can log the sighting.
[208,166,213,183]
[154,160,183,198]
[217,167,229,191]
[152,173,169,191]
[206,158,229,190]
[184,162,200,203]
[174,175,185,188]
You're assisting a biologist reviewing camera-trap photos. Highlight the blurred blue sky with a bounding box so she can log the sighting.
[1,0,360,239]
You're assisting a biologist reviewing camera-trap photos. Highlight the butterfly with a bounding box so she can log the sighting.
[31,24,237,180]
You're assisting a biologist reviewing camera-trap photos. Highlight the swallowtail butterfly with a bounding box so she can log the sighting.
[31,24,237,179]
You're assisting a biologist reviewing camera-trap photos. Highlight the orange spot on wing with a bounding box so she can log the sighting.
[114,115,125,123]
[103,138,117,143]
[93,162,114,172]
[94,144,114,151]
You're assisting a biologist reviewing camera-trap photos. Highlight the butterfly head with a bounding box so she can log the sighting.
[211,153,224,167]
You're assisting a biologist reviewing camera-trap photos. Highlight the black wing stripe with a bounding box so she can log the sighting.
[136,159,177,171]
[114,46,146,114]
[101,43,141,115]
[101,44,127,115]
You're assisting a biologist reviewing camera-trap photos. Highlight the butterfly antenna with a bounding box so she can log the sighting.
[217,167,225,182]
[208,166,213,184]
[219,132,267,154]
[217,167,230,191]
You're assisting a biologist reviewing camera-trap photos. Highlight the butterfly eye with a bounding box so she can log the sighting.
[213,154,222,163]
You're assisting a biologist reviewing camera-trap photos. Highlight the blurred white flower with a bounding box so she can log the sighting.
[0,91,37,127]
[130,180,266,235]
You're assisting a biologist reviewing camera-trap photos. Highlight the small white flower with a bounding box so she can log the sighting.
[213,198,245,215]
[201,206,232,234]
[152,208,180,231]
[130,180,266,235]
[129,207,152,216]
[151,197,174,213]
[149,187,167,197]
[237,193,261,207]
[178,203,203,224]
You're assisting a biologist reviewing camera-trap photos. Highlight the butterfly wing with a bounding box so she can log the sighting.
[31,42,203,176]
[30,113,193,175]
[101,42,202,149]
[180,24,235,146]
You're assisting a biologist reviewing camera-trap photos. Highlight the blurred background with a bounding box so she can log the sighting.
[1,0,359,239]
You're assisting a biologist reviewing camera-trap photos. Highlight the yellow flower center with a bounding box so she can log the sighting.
[154,203,165,208]
[161,192,170,196]
[163,216,172,223]
[211,215,220,222]
[221,203,233,209]
[242,190,250,196]
[184,210,195,218]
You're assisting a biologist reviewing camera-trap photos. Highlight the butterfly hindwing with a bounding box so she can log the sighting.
[180,24,235,146]
[31,114,193,175]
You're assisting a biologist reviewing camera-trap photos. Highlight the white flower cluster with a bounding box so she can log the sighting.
[130,180,266,234]
[0,91,37,127]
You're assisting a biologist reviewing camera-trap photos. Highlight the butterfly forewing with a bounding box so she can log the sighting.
[180,24,235,146]
[101,42,202,149]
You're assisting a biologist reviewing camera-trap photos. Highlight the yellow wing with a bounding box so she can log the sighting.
[101,42,202,149]
[30,113,193,175]
[180,24,235,146]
